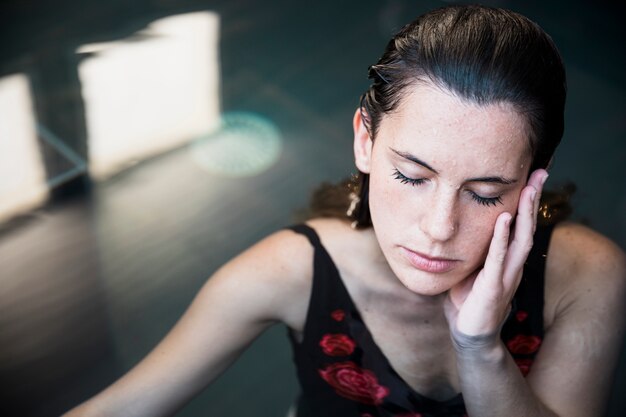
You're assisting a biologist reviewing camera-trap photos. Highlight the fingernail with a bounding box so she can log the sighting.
[530,188,537,202]
[541,173,549,186]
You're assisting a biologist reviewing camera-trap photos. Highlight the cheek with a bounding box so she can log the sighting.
[368,176,392,229]
[458,212,496,258]
[368,170,409,224]
[459,192,521,260]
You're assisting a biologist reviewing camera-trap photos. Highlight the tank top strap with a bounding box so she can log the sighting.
[286,224,324,249]
[528,222,555,266]
[516,222,555,327]
[501,222,555,371]
[285,224,354,342]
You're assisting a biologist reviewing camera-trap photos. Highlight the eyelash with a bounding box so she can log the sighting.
[471,193,503,207]
[391,169,503,207]
[392,169,427,186]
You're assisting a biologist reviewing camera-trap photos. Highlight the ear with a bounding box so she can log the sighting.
[353,109,373,174]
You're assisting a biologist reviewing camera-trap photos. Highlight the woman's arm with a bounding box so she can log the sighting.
[526,223,626,416]
[445,169,626,416]
[454,223,626,417]
[62,229,313,417]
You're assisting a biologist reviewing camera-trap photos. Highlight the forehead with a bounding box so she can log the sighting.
[378,83,531,173]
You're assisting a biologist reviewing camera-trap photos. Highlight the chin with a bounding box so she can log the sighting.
[393,266,462,297]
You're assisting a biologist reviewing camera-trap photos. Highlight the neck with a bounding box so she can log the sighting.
[406,289,449,313]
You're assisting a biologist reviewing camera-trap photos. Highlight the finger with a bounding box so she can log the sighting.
[527,168,548,192]
[504,169,547,273]
[443,294,460,327]
[459,213,511,335]
[503,184,537,288]
[448,272,477,309]
[478,212,512,294]
[528,168,548,225]
[507,169,547,245]
[530,170,547,214]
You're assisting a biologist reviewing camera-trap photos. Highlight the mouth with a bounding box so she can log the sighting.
[400,247,460,274]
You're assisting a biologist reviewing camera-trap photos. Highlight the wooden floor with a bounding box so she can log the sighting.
[1,1,625,416]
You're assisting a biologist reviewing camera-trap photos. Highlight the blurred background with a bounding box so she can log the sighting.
[0,0,624,416]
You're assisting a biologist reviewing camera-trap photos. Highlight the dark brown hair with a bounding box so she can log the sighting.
[309,5,570,227]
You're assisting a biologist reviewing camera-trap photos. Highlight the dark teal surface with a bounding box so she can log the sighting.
[0,1,624,416]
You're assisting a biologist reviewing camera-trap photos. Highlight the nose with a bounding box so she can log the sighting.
[419,190,458,243]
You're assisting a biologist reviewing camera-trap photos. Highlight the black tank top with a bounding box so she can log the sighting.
[287,223,554,417]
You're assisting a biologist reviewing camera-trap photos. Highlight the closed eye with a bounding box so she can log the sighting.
[468,191,503,207]
[393,168,503,206]
[392,169,427,186]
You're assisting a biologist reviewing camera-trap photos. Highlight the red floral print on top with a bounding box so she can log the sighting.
[515,358,534,376]
[319,361,390,405]
[320,334,356,356]
[515,310,529,322]
[331,309,346,321]
[506,334,542,354]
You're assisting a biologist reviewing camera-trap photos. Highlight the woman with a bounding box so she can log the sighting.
[64,5,625,417]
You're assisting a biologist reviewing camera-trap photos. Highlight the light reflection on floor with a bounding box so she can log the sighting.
[189,112,282,177]
[0,74,49,222]
[77,11,221,180]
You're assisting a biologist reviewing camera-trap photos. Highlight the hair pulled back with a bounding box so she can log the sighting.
[349,5,567,228]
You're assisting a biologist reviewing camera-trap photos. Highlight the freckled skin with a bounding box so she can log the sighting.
[356,83,532,295]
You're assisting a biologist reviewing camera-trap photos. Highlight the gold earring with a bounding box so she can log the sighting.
[346,191,360,217]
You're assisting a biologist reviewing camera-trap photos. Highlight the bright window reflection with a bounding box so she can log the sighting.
[0,74,48,223]
[77,12,221,179]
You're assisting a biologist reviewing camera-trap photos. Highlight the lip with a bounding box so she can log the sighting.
[400,247,459,273]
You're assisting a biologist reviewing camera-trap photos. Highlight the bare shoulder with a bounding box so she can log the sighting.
[230,226,316,278]
[248,217,359,278]
[548,222,626,285]
[200,226,319,332]
[60,228,324,417]
[545,221,626,323]
[306,216,357,237]
[212,218,365,332]
[530,223,626,415]
[305,217,378,254]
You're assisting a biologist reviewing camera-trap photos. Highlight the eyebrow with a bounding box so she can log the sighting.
[390,148,518,185]
[391,148,439,174]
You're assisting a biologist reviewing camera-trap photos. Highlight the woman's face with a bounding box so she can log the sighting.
[354,83,532,295]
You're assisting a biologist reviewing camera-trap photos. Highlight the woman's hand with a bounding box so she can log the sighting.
[444,169,549,349]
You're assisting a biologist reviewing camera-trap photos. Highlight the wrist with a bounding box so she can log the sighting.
[451,330,506,363]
